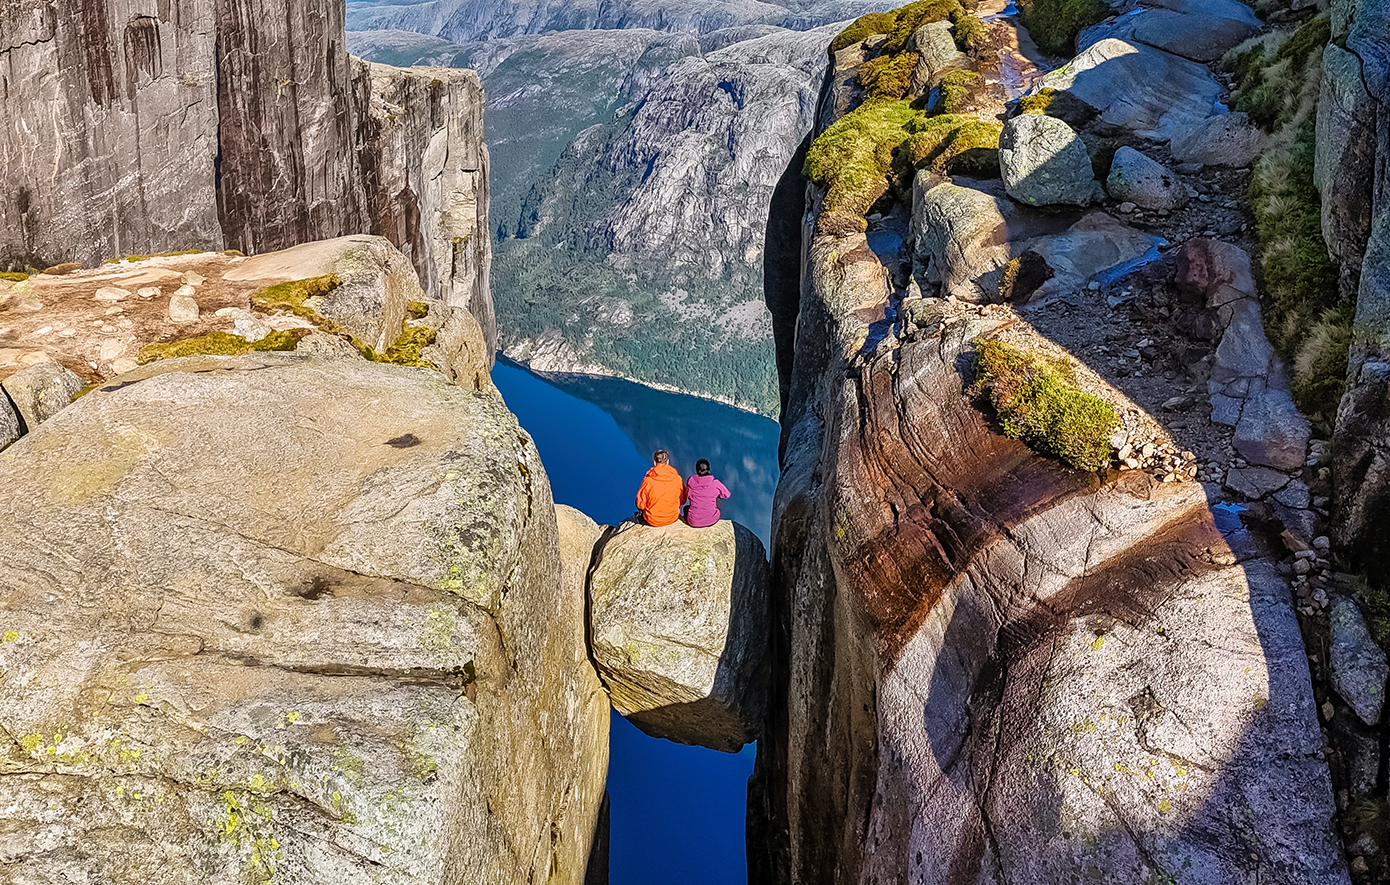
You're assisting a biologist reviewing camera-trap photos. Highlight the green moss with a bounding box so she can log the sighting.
[377,324,439,367]
[831,0,985,55]
[1016,0,1112,56]
[937,69,981,114]
[102,249,203,265]
[249,274,343,321]
[859,52,920,103]
[972,339,1118,470]
[406,301,430,319]
[830,11,898,53]
[1016,86,1092,124]
[0,271,30,282]
[804,99,925,224]
[137,330,305,364]
[905,113,1002,176]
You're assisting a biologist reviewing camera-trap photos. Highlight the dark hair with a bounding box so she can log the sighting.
[696,459,710,476]
[653,450,669,465]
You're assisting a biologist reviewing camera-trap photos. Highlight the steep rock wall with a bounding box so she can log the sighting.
[0,0,494,357]
[752,9,1348,883]
[1328,0,1390,577]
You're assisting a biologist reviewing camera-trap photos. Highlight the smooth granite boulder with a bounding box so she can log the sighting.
[1106,146,1189,210]
[0,353,607,885]
[588,520,769,753]
[999,113,1100,207]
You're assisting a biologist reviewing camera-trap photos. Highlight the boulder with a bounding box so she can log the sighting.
[419,305,494,392]
[1170,112,1268,168]
[168,292,201,323]
[1106,146,1189,210]
[1234,389,1311,471]
[0,353,607,885]
[909,21,967,93]
[0,361,83,429]
[588,520,770,753]
[913,178,1019,302]
[999,114,1100,207]
[1038,38,1223,142]
[295,331,363,359]
[1080,8,1259,63]
[1174,238,1257,307]
[1329,596,1389,726]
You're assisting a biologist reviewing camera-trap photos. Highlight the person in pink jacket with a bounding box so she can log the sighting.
[684,459,731,528]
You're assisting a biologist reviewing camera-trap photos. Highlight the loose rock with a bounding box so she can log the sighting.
[1329,596,1390,726]
[0,361,84,428]
[999,114,1100,207]
[1106,146,1189,210]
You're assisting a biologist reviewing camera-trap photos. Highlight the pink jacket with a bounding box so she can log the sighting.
[684,474,730,528]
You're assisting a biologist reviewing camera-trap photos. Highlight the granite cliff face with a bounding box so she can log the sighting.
[0,0,494,354]
[751,2,1355,881]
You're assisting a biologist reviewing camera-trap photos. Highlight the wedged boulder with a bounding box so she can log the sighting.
[1106,146,1189,210]
[999,114,1100,207]
[1038,38,1223,142]
[588,520,770,753]
[0,354,607,885]
[1169,112,1268,168]
[1174,237,1257,310]
[0,360,83,429]
[1329,596,1390,726]
[1022,211,1157,301]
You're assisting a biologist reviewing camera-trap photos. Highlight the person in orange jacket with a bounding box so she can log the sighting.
[635,449,685,527]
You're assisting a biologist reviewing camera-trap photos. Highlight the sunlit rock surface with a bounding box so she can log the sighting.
[589,520,770,753]
[0,354,607,884]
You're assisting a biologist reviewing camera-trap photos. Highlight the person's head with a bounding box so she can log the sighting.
[696,459,711,476]
[653,450,670,466]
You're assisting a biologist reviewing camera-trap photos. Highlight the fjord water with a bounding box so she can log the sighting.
[492,360,779,883]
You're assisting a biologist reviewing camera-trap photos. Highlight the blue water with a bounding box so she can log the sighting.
[492,360,779,883]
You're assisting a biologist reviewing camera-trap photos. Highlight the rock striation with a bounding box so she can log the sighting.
[588,520,770,753]
[0,1,493,354]
[0,353,608,883]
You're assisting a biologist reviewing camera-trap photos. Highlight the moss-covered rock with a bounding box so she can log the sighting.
[972,339,1118,470]
[1017,0,1112,56]
[137,330,305,364]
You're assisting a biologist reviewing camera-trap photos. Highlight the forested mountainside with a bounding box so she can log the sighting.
[348,0,901,414]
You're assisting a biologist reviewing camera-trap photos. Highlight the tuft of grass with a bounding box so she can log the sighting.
[0,271,29,282]
[936,69,981,114]
[1016,0,1111,56]
[1227,14,1330,132]
[42,262,82,275]
[137,330,305,364]
[860,52,920,103]
[1292,306,1355,416]
[906,113,1002,176]
[103,249,203,265]
[804,100,925,225]
[972,339,1118,470]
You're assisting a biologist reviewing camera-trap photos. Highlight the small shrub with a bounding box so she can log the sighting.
[972,339,1118,470]
[1016,0,1112,56]
[860,52,920,103]
[936,70,981,114]
[137,330,304,364]
[0,271,29,282]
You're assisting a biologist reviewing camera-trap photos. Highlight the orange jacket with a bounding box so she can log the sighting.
[635,464,686,527]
